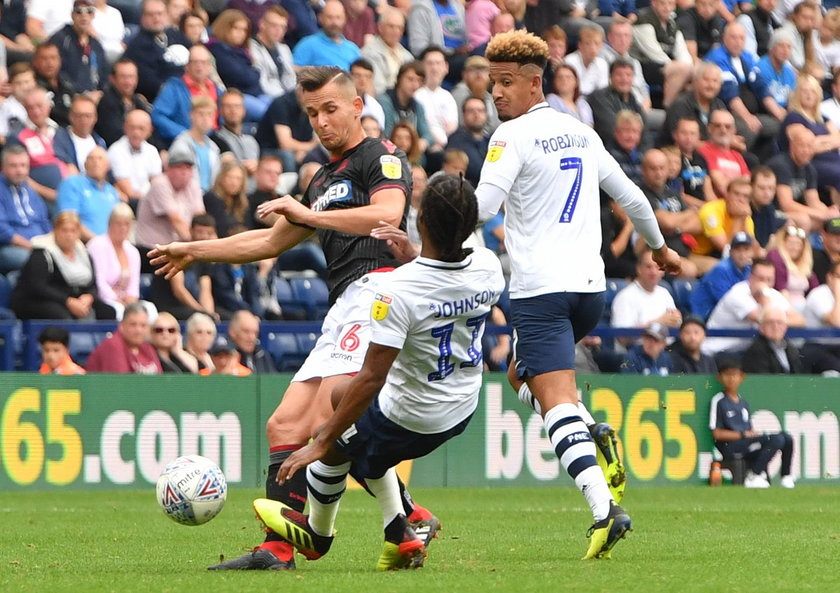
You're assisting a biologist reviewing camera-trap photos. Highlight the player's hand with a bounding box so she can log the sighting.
[256,195,312,226]
[277,440,330,484]
[148,242,194,280]
[651,245,682,276]
[370,221,419,263]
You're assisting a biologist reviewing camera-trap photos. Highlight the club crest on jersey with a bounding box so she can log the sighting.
[380,155,402,179]
[486,141,505,162]
[371,293,392,321]
[312,180,353,211]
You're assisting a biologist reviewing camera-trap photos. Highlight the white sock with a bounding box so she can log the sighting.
[365,467,404,529]
[577,400,596,426]
[517,383,542,415]
[544,403,613,521]
[306,460,351,536]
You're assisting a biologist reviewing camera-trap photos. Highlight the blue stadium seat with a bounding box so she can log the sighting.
[603,278,629,323]
[671,278,698,316]
[266,332,304,372]
[68,333,97,367]
[659,280,675,299]
[139,273,153,300]
[274,277,306,319]
[289,277,329,320]
[0,274,12,309]
[296,332,319,357]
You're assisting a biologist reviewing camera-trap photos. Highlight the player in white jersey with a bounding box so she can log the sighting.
[477,31,682,560]
[251,174,505,570]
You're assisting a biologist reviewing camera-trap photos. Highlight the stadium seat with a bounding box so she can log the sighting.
[603,278,629,323]
[266,332,304,372]
[296,332,319,357]
[68,333,98,367]
[289,277,329,320]
[671,278,698,316]
[139,273,153,300]
[274,277,307,319]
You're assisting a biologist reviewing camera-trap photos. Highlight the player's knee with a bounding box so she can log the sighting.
[266,411,308,445]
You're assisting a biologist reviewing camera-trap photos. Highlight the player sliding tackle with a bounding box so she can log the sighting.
[254,174,505,570]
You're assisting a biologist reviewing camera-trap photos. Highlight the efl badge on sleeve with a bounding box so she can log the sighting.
[486,140,506,162]
[380,155,402,179]
[371,293,392,321]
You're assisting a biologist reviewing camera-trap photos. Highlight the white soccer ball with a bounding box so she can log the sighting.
[156,455,227,526]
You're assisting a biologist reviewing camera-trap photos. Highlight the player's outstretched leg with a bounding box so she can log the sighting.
[367,468,426,570]
[253,498,334,560]
[583,501,633,560]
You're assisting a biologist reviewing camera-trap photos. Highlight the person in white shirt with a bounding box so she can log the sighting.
[107,110,163,204]
[563,26,610,96]
[92,0,126,64]
[0,64,37,145]
[350,59,386,130]
[414,46,459,152]
[475,30,680,560]
[26,0,73,44]
[802,259,840,373]
[703,258,805,354]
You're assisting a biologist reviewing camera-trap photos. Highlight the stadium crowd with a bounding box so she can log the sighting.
[0,0,839,375]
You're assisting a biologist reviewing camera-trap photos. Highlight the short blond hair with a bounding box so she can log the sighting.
[191,95,216,113]
[486,30,549,70]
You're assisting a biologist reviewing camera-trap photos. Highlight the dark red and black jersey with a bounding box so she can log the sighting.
[301,137,411,303]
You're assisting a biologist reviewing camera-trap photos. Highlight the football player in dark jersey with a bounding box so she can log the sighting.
[150,66,438,571]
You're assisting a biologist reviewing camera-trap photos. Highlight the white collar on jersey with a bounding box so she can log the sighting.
[415,255,471,270]
[528,102,551,113]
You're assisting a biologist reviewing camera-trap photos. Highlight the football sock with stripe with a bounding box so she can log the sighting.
[263,447,308,550]
[306,460,351,537]
[365,468,405,531]
[518,383,596,426]
[544,403,612,521]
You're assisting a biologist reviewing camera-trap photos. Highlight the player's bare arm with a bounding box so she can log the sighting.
[651,245,683,276]
[370,220,419,263]
[149,217,314,279]
[278,343,400,483]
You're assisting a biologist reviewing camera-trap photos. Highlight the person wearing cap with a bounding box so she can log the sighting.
[451,55,500,135]
[48,0,108,98]
[754,29,797,113]
[669,315,717,374]
[814,217,840,284]
[802,259,840,374]
[742,306,804,374]
[692,177,755,270]
[360,8,414,96]
[709,358,795,488]
[200,335,252,376]
[691,230,754,319]
[620,322,674,375]
[86,302,162,373]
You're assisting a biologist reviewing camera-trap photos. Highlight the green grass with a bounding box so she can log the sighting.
[1,486,837,593]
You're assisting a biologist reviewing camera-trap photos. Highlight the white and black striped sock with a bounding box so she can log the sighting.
[306,460,351,536]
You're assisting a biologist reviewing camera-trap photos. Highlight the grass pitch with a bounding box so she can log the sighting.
[1,485,836,593]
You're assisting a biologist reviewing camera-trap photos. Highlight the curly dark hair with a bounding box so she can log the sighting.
[419,174,477,262]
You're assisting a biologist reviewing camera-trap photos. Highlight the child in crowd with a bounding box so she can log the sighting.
[38,327,86,375]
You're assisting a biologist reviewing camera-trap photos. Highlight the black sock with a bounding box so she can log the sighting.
[384,514,409,544]
[264,448,308,543]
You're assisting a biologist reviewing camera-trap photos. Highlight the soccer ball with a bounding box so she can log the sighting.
[156,455,227,526]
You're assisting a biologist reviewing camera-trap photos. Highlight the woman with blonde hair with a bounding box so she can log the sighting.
[203,161,249,237]
[184,311,217,372]
[86,203,141,319]
[781,74,840,201]
[766,224,819,312]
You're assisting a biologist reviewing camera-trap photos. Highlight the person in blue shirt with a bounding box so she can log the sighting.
[0,146,51,273]
[292,0,360,70]
[621,322,674,375]
[691,231,754,319]
[754,29,797,113]
[55,147,120,242]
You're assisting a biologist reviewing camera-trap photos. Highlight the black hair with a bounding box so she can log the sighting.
[39,326,70,347]
[418,173,477,262]
[191,213,217,229]
[717,357,742,373]
[350,58,374,73]
[419,45,447,61]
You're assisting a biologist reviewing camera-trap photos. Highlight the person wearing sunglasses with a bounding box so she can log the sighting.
[150,312,199,373]
[47,0,108,99]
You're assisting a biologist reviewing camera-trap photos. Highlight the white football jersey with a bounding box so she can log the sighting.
[371,247,505,434]
[476,102,663,298]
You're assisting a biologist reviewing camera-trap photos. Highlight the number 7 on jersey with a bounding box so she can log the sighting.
[559,157,582,224]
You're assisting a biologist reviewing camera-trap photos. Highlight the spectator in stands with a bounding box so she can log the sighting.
[49,0,107,98]
[755,29,797,116]
[779,1,820,72]
[202,224,267,319]
[246,155,283,228]
[136,150,204,271]
[750,167,787,248]
[564,26,609,97]
[405,165,426,247]
[229,309,276,373]
[0,0,35,65]
[699,110,750,200]
[781,75,840,206]
[710,358,795,488]
[802,259,840,374]
[123,0,191,102]
[620,322,674,375]
[0,64,36,146]
[608,110,644,186]
[821,71,840,129]
[767,224,818,312]
[601,196,637,279]
[451,55,499,135]
[203,162,249,238]
[673,117,714,207]
[693,177,754,268]
[256,89,316,172]
[92,0,125,64]
[466,0,501,51]
[588,59,644,142]
[212,90,260,179]
[816,8,840,78]
[10,210,116,320]
[86,302,161,373]
[360,7,414,96]
[96,60,153,147]
[768,126,839,232]
[669,315,717,374]
[0,146,51,275]
[447,97,490,187]
[150,311,199,373]
[170,96,224,193]
[152,44,222,145]
[107,110,162,206]
[26,0,72,45]
[390,122,423,167]
[249,6,296,99]
[541,25,568,98]
[32,42,74,127]
[228,0,280,27]
[596,0,637,25]
[659,62,725,146]
[611,246,682,343]
[546,64,594,127]
[342,0,375,48]
[678,0,724,64]
[641,148,701,277]
[602,19,652,114]
[737,0,783,58]
[208,9,271,121]
[86,203,142,320]
[201,335,252,375]
[361,115,381,139]
[292,0,360,70]
[415,47,459,155]
[703,258,804,355]
[38,326,86,375]
[407,0,468,59]
[742,306,804,374]
[54,95,107,175]
[379,62,433,151]
[691,231,754,320]
[814,218,840,284]
[350,59,385,130]
[631,0,693,107]
[184,310,217,371]
[179,9,209,45]
[56,147,119,242]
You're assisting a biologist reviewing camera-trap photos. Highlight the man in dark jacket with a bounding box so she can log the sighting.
[742,306,804,374]
[96,59,153,147]
[669,315,717,374]
[229,309,277,373]
[587,59,644,142]
[48,0,108,97]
